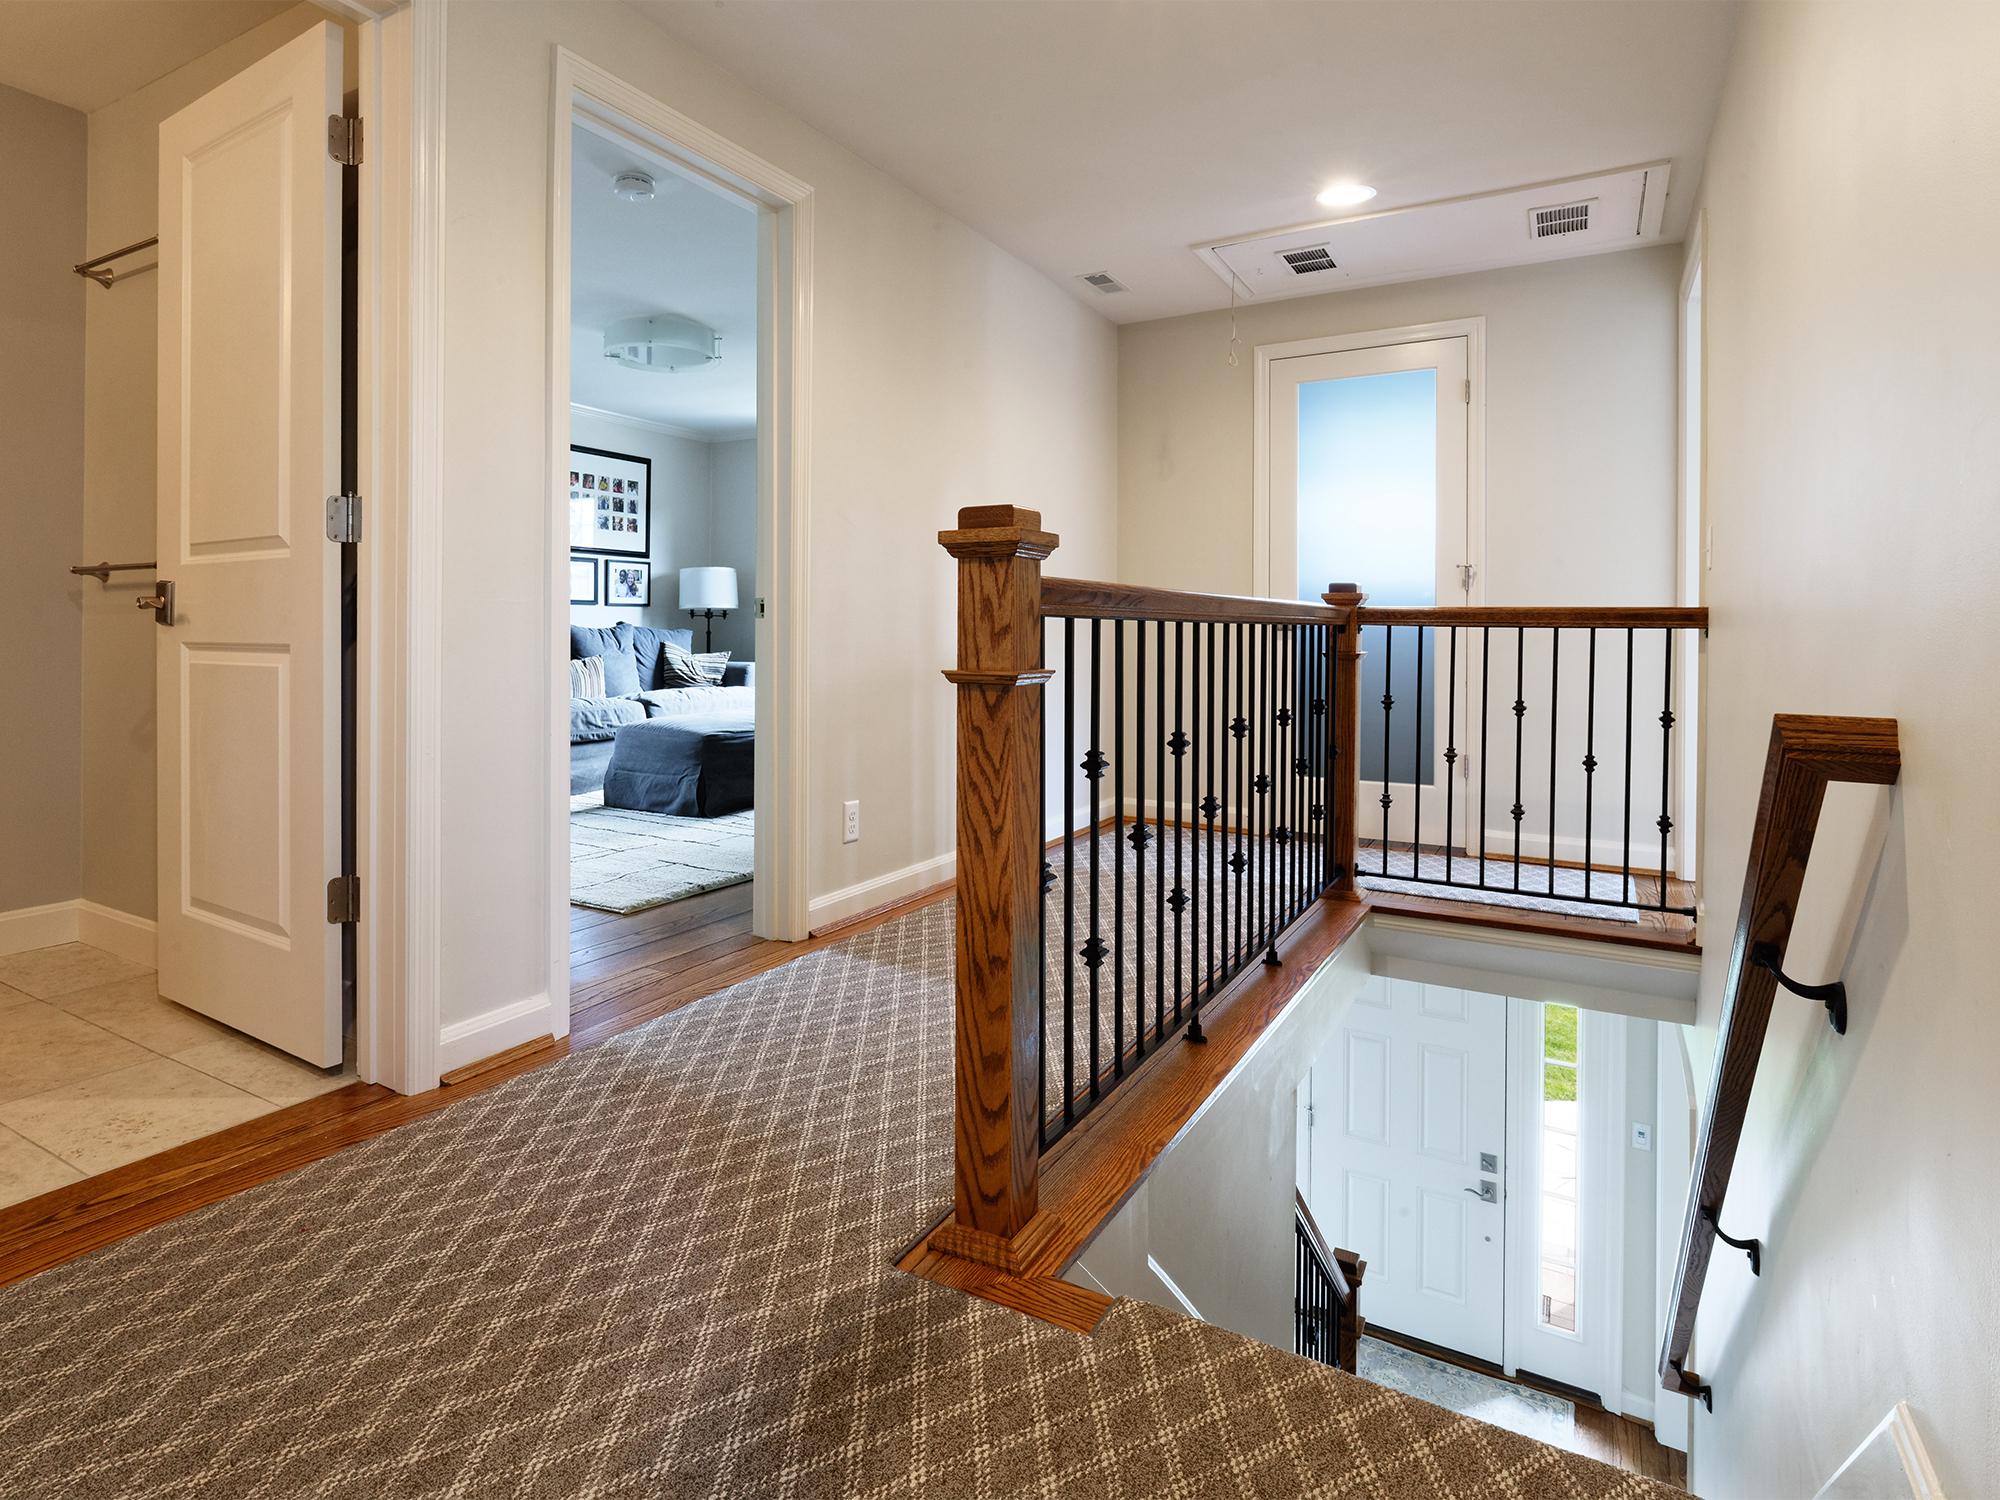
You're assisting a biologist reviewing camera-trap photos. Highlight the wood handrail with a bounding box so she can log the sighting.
[1043,575,1345,626]
[1658,714,1899,1407]
[1293,1188,1353,1300]
[1355,604,1709,629]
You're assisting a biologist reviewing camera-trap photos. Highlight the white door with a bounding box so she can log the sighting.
[1271,335,1472,855]
[1303,975,1507,1361]
[154,23,344,1066]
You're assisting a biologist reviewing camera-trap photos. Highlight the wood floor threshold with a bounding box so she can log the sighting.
[898,895,1370,1333]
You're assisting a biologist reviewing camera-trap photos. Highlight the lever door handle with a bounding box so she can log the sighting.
[1464,1179,1498,1204]
[137,579,174,625]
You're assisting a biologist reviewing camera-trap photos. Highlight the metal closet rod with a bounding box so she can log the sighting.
[73,235,158,287]
[71,561,158,583]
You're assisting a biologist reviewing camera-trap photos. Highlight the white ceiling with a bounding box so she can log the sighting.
[570,122,760,436]
[631,0,1740,324]
[0,1,293,114]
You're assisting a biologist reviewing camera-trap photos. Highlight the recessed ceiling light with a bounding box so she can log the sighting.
[1316,182,1377,209]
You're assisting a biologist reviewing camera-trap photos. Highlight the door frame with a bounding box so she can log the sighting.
[545,54,815,1007]
[1251,318,1487,606]
[1674,218,1706,894]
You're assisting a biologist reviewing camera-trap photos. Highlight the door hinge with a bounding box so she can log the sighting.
[1457,562,1477,593]
[325,492,362,544]
[1306,1102,1315,1130]
[327,115,362,166]
[326,874,360,925]
[1463,378,1471,404]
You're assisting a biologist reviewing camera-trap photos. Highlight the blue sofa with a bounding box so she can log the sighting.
[569,622,753,796]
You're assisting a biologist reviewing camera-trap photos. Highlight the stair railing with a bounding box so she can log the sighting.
[1295,1189,1367,1373]
[1658,714,1900,1408]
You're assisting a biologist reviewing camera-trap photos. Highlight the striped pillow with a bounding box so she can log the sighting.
[692,650,731,686]
[567,655,606,700]
[657,638,709,688]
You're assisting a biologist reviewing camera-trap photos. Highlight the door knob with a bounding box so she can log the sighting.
[1464,1179,1498,1204]
[137,580,174,625]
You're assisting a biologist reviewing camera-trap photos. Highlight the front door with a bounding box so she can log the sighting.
[1270,334,1472,853]
[153,23,345,1065]
[1302,974,1507,1361]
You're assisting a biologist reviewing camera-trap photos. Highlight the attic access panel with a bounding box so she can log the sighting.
[1197,163,1669,303]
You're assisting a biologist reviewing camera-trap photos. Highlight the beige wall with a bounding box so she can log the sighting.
[1117,248,1680,605]
[0,83,87,917]
[438,1,1118,1027]
[1685,4,2000,1495]
[77,4,343,921]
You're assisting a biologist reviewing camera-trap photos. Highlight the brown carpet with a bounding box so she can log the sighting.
[0,900,1677,1498]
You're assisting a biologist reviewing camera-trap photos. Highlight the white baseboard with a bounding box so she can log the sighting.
[76,902,157,968]
[0,899,156,966]
[436,991,556,1075]
[807,852,955,933]
[0,901,81,957]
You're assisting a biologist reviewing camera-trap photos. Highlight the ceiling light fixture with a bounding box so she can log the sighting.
[611,169,656,202]
[1315,181,1377,209]
[603,313,721,373]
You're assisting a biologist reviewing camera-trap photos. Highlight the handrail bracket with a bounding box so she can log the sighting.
[1699,1204,1761,1276]
[1750,941,1848,1034]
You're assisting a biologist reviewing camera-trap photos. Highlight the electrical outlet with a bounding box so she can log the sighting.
[1632,1123,1653,1152]
[842,800,860,844]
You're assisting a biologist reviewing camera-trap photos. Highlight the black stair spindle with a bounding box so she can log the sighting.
[1479,627,1492,889]
[1659,630,1676,911]
[1113,620,1125,1078]
[1379,625,1394,872]
[1583,628,1598,903]
[1510,625,1527,891]
[1412,623,1425,881]
[1444,626,1458,884]
[1234,621,1247,972]
[1038,616,1047,1139]
[1062,618,1077,1132]
[1156,619,1168,1040]
[1622,627,1636,899]
[1174,620,1187,1025]
[1132,620,1145,1060]
[1086,618,1104,1102]
[1547,627,1560,897]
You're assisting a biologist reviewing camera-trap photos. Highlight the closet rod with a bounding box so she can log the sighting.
[73,235,158,287]
[71,561,158,583]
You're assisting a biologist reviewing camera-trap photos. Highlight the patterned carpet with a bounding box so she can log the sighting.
[0,900,1676,1498]
[570,801,755,913]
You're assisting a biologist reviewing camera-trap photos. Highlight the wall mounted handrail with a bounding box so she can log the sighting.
[1658,714,1900,1409]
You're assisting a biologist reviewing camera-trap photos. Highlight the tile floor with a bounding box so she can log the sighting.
[0,942,354,1210]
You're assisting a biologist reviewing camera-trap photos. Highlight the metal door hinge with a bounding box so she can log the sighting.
[1457,562,1476,593]
[326,875,360,925]
[328,115,362,166]
[325,492,362,544]
[1463,378,1472,404]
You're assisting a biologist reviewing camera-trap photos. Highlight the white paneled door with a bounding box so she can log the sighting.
[154,23,344,1065]
[1303,976,1507,1361]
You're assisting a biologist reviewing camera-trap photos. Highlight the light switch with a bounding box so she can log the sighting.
[1632,1123,1653,1151]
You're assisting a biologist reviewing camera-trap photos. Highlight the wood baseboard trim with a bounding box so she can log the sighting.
[438,1035,564,1088]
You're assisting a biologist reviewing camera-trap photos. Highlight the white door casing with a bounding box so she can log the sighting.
[155,22,344,1066]
[1304,975,1507,1362]
[1266,331,1475,853]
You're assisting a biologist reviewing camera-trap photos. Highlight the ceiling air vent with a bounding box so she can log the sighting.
[1280,245,1338,275]
[1530,199,1594,239]
[1077,271,1127,294]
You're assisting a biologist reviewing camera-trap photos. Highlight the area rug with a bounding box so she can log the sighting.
[569,799,753,913]
[1358,1336,1577,1450]
[0,891,1676,1499]
[1358,845,1642,923]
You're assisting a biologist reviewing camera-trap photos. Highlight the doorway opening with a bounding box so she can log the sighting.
[1297,976,1652,1433]
[551,59,812,1036]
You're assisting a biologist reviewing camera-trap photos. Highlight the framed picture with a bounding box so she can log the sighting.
[605,559,650,608]
[569,556,598,605]
[566,443,650,557]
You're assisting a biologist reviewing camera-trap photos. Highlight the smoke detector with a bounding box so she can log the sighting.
[611,170,656,202]
[603,314,720,373]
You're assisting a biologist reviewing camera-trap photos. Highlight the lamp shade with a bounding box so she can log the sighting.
[679,566,738,611]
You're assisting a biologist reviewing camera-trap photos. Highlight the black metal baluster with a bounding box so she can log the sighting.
[1156,620,1168,1040]
[1285,625,1301,924]
[1412,624,1425,881]
[1622,627,1636,900]
[1086,618,1104,1103]
[1444,626,1458,885]
[1209,620,1222,998]
[1259,622,1274,961]
[1113,620,1126,1078]
[1132,620,1145,1061]
[1322,623,1336,893]
[1173,620,1186,1025]
[1379,625,1394,873]
[1193,620,1216,1044]
[1547,628,1560,897]
[1479,627,1492,889]
[1659,630,1676,911]
[1511,625,1527,891]
[1063,618,1077,1131]
[1038,616,1047,1142]
[1234,621,1247,972]
[1583,628,1598,903]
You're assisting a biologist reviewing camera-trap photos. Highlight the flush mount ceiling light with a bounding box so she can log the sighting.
[611,169,656,202]
[1315,181,1377,209]
[603,313,721,373]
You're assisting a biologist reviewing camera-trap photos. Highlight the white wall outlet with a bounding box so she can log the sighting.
[842,800,860,844]
[1632,1122,1653,1151]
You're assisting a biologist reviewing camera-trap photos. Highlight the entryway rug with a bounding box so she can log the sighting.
[1357,1336,1577,1449]
[569,798,753,913]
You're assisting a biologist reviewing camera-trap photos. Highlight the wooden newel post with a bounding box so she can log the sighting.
[933,505,1064,1272]
[1322,584,1366,900]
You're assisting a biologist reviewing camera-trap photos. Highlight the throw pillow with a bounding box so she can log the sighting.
[692,650,731,686]
[567,655,606,700]
[626,624,696,689]
[657,638,710,688]
[570,624,640,698]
